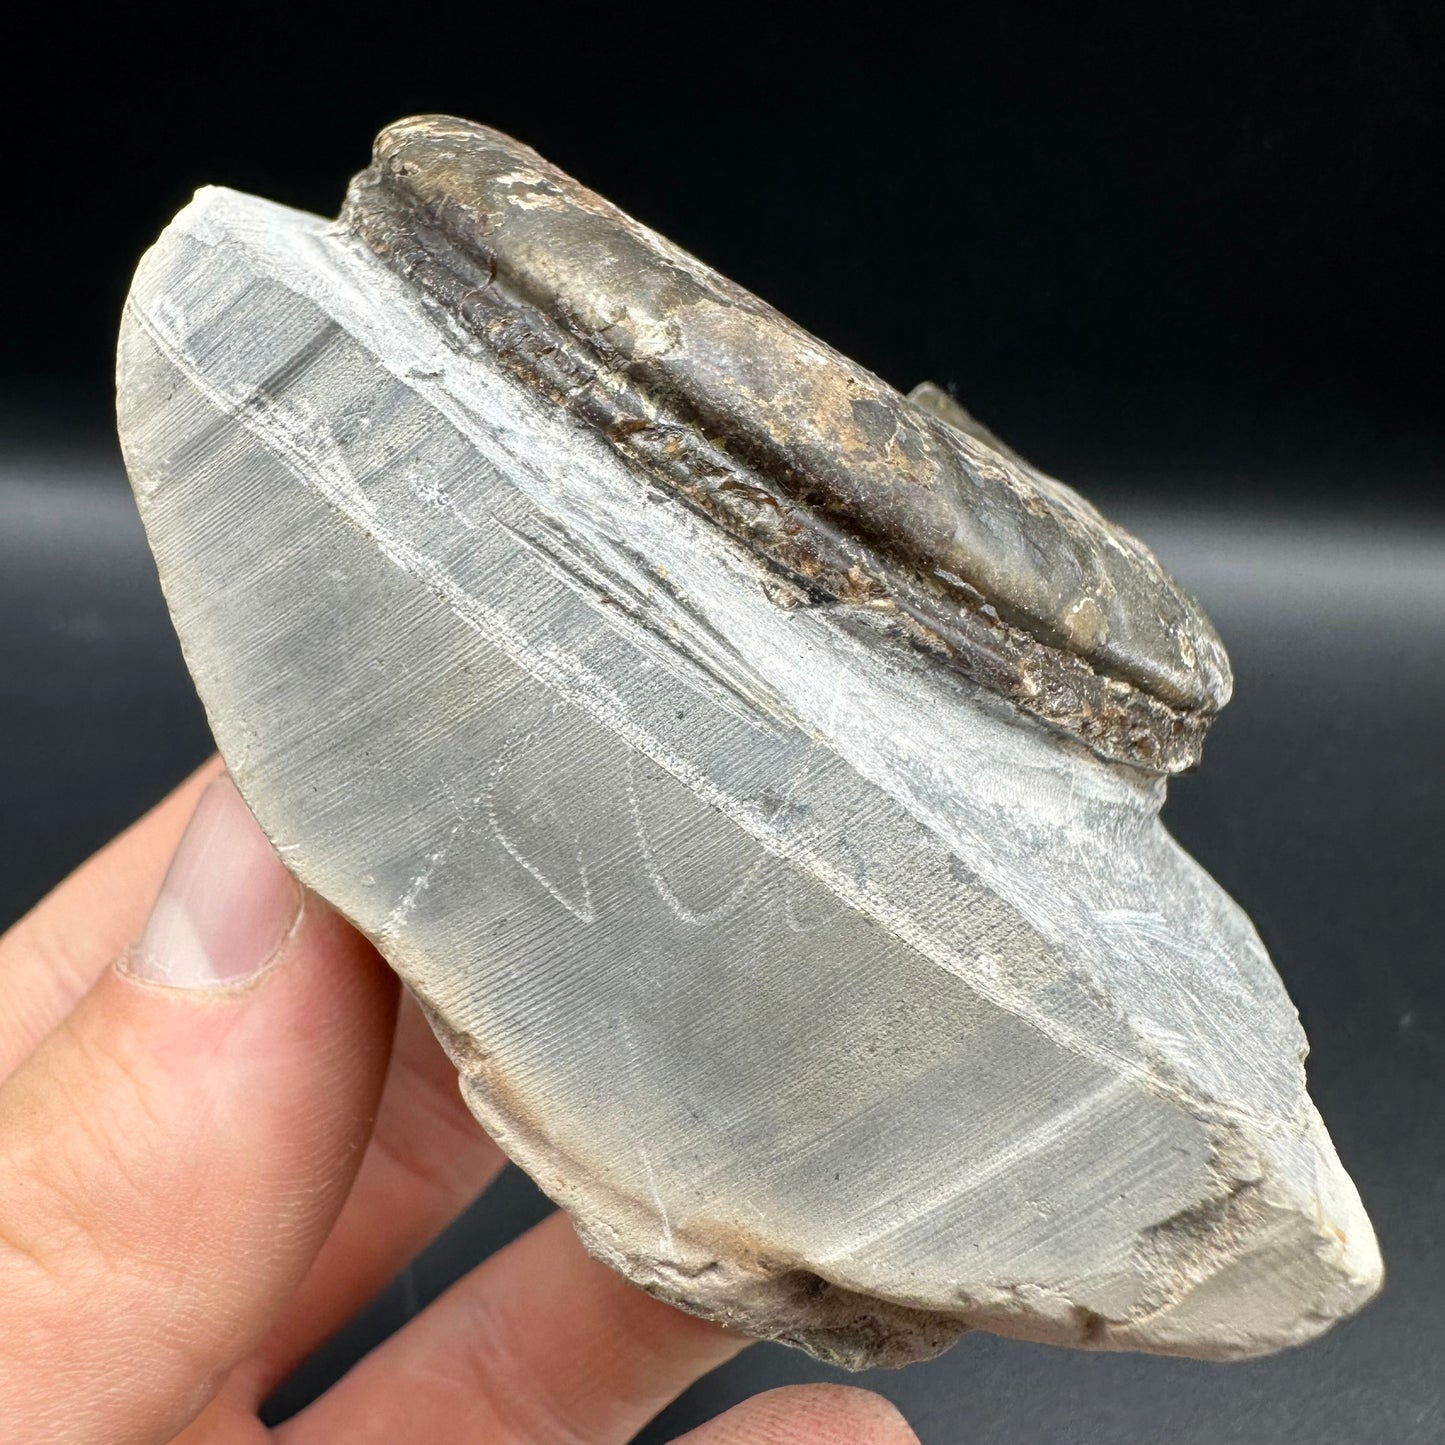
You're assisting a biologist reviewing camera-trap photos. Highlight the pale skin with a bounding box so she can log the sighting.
[0,759,920,1444]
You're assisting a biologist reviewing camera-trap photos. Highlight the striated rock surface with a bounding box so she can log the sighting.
[115,117,1381,1369]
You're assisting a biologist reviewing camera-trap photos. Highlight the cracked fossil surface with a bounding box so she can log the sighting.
[115,116,1382,1368]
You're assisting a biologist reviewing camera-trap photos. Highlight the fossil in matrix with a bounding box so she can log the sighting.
[115,115,1382,1368]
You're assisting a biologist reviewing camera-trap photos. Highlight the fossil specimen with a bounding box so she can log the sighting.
[116,116,1382,1368]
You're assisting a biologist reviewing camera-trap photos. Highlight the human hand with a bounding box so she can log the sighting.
[0,761,919,1444]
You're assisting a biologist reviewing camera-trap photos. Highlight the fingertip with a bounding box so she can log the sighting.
[0,754,227,1078]
[119,773,302,991]
[814,1386,920,1444]
[676,1383,920,1444]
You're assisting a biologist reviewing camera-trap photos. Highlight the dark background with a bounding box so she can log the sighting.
[6,5,1442,498]
[1,7,1440,1443]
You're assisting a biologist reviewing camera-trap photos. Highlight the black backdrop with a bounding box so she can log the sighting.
[1,8,1441,1444]
[6,6,1441,500]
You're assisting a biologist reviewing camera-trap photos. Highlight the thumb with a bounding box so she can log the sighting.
[0,775,397,1445]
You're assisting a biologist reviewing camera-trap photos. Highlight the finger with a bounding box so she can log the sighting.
[279,1209,745,1445]
[0,776,398,1445]
[2,749,505,1397]
[672,1386,920,1445]
[0,755,223,1079]
[234,992,507,1397]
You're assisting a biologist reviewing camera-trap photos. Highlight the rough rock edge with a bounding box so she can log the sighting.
[417,1000,970,1368]
[418,1001,1375,1369]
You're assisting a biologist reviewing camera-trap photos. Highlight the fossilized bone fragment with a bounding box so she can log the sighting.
[115,115,1382,1368]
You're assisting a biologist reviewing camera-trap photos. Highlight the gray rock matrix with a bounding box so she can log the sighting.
[115,117,1381,1369]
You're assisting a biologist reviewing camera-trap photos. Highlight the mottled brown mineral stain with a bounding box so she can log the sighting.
[343,115,1233,773]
